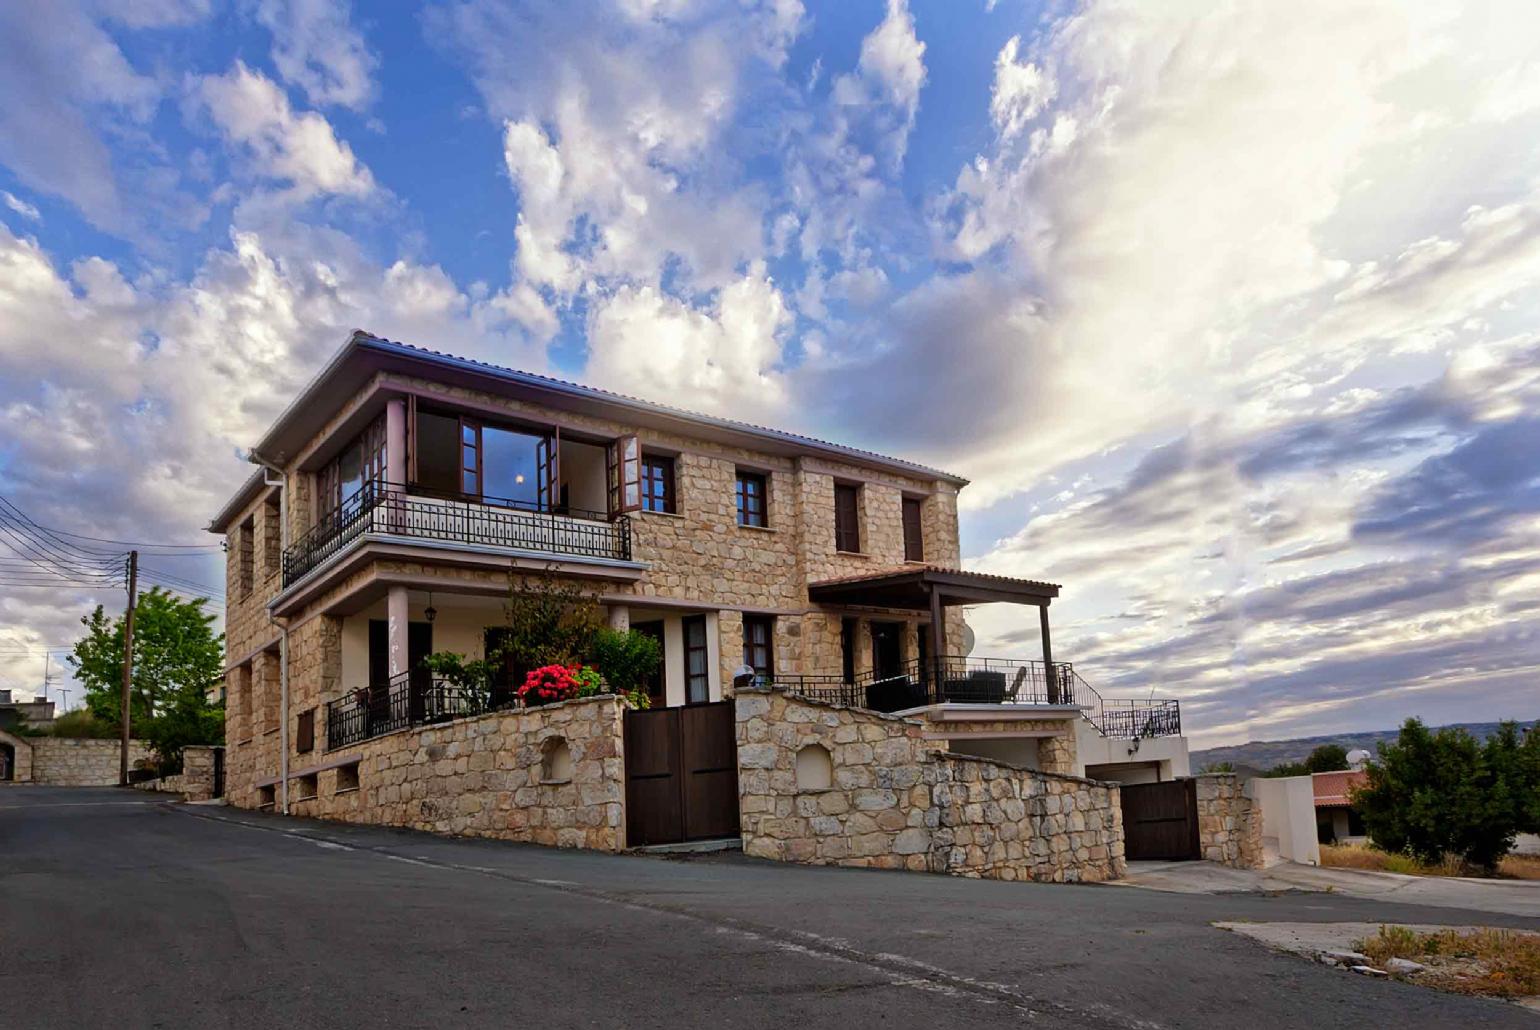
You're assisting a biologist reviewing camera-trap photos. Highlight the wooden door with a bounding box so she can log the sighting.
[624,701,740,846]
[624,706,683,847]
[1120,779,1200,861]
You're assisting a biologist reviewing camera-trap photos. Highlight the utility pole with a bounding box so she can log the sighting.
[119,550,138,786]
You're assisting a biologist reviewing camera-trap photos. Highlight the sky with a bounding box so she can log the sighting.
[1,0,1538,748]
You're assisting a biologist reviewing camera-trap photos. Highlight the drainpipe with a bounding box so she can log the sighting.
[253,451,291,815]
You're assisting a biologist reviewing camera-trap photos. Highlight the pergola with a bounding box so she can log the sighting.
[806,566,1061,677]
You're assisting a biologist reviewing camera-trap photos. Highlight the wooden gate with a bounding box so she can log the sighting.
[1120,779,1200,861]
[624,701,740,847]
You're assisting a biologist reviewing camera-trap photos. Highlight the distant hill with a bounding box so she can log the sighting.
[1191,719,1537,776]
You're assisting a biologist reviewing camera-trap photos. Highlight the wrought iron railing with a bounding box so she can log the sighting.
[283,480,632,587]
[325,672,529,751]
[762,656,1182,737]
[1097,698,1182,738]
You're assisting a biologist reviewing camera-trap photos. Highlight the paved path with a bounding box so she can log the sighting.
[1118,858,1540,918]
[2,786,1536,1029]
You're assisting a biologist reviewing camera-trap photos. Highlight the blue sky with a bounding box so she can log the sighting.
[2,0,1539,747]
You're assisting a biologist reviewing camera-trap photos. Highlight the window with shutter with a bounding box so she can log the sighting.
[834,483,861,553]
[608,435,643,515]
[902,496,925,562]
[296,708,315,753]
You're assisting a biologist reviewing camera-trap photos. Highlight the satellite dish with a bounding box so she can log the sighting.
[960,623,976,657]
[1346,748,1371,769]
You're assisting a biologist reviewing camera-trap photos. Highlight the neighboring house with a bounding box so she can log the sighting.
[0,688,55,734]
[209,331,1189,844]
[1313,769,1368,844]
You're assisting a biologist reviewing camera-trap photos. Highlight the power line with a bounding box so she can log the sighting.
[0,496,221,555]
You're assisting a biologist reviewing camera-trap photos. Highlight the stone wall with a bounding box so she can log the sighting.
[736,688,1125,883]
[234,696,628,852]
[27,738,153,786]
[1195,773,1264,869]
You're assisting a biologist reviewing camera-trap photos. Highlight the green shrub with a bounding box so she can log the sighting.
[49,708,118,739]
[588,628,662,701]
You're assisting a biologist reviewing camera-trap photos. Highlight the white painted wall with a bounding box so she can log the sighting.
[1074,717,1191,779]
[1250,775,1320,866]
[340,597,496,690]
[1082,762,1163,785]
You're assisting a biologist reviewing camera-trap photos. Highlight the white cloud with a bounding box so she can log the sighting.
[253,0,378,111]
[192,62,375,200]
[2,191,40,221]
[989,35,1052,139]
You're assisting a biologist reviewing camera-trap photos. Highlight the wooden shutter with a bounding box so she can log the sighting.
[608,435,642,516]
[902,497,924,562]
[834,484,860,553]
[297,709,315,753]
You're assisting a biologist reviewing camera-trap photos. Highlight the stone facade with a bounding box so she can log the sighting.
[736,689,1125,883]
[214,355,970,811]
[274,696,627,852]
[134,745,222,801]
[17,738,154,786]
[1194,773,1264,870]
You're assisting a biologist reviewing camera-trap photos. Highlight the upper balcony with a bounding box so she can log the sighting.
[281,480,632,589]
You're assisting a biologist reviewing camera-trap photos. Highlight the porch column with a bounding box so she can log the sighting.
[928,585,945,690]
[1040,603,1057,704]
[607,605,629,632]
[387,585,410,679]
[385,398,407,489]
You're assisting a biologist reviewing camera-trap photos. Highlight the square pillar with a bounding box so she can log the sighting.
[387,585,410,678]
[606,605,630,632]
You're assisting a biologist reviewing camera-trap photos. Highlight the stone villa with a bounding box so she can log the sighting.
[209,331,1232,881]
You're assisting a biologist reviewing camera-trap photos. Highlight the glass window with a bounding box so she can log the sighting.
[735,470,767,527]
[414,411,460,496]
[641,455,675,513]
[683,615,709,704]
[481,426,543,509]
[742,615,774,681]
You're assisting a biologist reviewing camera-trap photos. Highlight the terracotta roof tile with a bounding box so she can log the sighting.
[1312,769,1367,807]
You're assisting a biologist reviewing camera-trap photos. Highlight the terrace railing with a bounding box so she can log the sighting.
[325,672,539,751]
[283,480,632,588]
[761,656,1182,737]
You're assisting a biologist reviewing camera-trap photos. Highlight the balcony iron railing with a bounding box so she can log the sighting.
[326,671,547,751]
[282,481,632,588]
[762,656,1181,737]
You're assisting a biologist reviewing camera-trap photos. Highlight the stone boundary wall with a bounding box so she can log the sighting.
[132,746,221,801]
[25,738,152,786]
[736,688,1125,882]
[1194,773,1263,869]
[238,696,628,851]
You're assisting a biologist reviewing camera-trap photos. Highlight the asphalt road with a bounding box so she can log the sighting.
[1,786,1535,1030]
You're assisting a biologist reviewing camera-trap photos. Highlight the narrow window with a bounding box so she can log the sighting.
[460,420,481,497]
[237,516,255,597]
[841,618,857,685]
[742,615,774,681]
[608,435,643,514]
[834,483,861,553]
[735,470,767,527]
[902,496,925,562]
[296,708,315,754]
[261,493,281,578]
[641,455,676,513]
[683,614,710,704]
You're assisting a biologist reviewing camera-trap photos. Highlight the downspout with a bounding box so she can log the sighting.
[253,451,291,815]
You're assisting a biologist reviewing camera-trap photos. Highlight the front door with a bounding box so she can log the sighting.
[871,621,904,680]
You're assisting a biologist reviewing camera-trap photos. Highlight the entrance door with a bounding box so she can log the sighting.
[871,621,904,679]
[1120,779,1200,860]
[623,701,740,846]
[0,742,12,781]
[631,620,666,709]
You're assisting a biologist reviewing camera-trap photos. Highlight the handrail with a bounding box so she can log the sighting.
[325,671,580,751]
[283,480,632,587]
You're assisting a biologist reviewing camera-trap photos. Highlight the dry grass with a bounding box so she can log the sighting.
[1319,844,1540,880]
[1356,925,1540,999]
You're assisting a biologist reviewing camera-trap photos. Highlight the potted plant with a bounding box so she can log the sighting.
[518,664,581,707]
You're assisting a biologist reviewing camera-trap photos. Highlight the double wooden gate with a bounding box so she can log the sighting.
[623,701,740,847]
[1119,779,1200,861]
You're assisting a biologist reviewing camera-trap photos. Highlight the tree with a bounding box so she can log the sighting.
[589,628,663,708]
[1353,718,1530,873]
[1304,744,1350,773]
[496,567,605,672]
[67,587,224,770]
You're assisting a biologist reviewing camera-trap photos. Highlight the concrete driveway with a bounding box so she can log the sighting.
[1117,858,1540,918]
[2,785,1536,1029]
